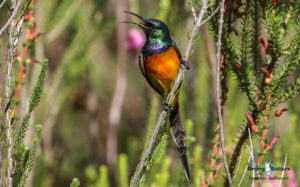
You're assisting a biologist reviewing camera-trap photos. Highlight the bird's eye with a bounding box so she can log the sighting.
[148,23,156,29]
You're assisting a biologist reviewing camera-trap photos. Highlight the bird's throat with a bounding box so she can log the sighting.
[142,38,172,57]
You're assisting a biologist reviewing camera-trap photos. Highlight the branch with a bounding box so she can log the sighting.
[200,4,221,26]
[0,0,22,37]
[130,1,209,186]
[215,0,232,185]
[237,155,251,187]
[248,128,262,186]
[188,0,197,20]
[0,0,6,9]
[247,129,255,187]
[232,147,244,182]
[278,154,288,187]
[5,0,24,185]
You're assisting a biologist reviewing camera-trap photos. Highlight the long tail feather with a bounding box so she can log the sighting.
[169,103,191,181]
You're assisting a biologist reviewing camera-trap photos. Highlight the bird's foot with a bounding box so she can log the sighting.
[180,59,190,70]
[163,102,174,113]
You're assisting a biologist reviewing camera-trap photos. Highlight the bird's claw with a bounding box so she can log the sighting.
[180,59,190,70]
[163,102,173,112]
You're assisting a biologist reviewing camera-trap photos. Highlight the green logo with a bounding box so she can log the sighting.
[247,162,290,176]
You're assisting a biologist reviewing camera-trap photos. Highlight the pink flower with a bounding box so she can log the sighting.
[214,162,224,177]
[126,28,146,52]
[201,171,207,187]
[274,108,289,117]
[260,67,270,77]
[288,169,298,187]
[246,112,258,133]
[266,136,280,151]
[259,36,268,52]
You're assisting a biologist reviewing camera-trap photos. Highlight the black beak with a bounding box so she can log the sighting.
[122,11,148,29]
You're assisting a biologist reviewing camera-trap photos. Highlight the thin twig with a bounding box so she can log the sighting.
[247,128,262,186]
[0,0,22,37]
[246,145,255,187]
[232,147,244,182]
[0,0,6,9]
[200,4,221,26]
[215,0,232,185]
[130,1,209,186]
[188,0,197,20]
[131,112,167,187]
[237,155,251,187]
[247,129,255,187]
[5,0,17,186]
[4,1,26,186]
[228,111,259,183]
[278,154,288,187]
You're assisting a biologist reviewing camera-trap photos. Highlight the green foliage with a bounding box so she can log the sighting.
[238,0,257,104]
[141,124,169,184]
[13,60,48,153]
[29,60,48,112]
[11,60,48,186]
[85,166,98,182]
[147,125,169,167]
[273,20,300,101]
[19,0,32,18]
[97,166,110,187]
[143,95,159,149]
[159,0,171,21]
[153,157,171,187]
[117,154,129,187]
[251,0,262,70]
[18,125,42,187]
[265,2,284,63]
[70,178,80,187]
[12,145,29,186]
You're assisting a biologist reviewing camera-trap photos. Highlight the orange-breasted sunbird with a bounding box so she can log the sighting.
[124,11,191,181]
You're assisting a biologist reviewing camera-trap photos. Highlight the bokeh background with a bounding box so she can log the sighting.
[0,0,299,186]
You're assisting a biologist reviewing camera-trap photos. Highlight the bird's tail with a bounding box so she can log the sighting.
[169,103,191,181]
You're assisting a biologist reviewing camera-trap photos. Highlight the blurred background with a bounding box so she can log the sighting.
[0,0,299,186]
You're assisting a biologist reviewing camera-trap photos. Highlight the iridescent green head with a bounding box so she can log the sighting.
[123,11,173,56]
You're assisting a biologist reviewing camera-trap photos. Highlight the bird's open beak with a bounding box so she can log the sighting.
[122,11,149,30]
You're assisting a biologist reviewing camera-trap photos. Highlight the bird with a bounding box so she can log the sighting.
[123,11,191,181]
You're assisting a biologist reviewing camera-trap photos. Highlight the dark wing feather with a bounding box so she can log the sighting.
[171,42,184,90]
[172,41,183,62]
[138,53,162,95]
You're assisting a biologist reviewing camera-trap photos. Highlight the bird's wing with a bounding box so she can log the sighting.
[171,41,185,91]
[138,52,162,95]
[172,41,183,62]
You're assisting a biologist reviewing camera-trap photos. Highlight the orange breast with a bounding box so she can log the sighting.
[144,46,180,98]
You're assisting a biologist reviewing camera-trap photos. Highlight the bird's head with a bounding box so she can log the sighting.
[123,11,171,41]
